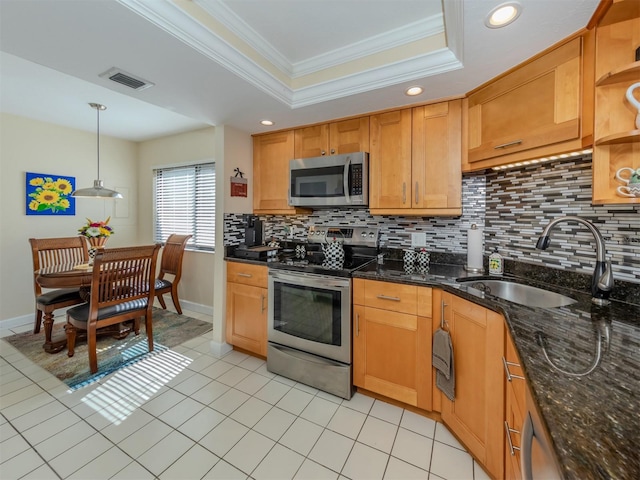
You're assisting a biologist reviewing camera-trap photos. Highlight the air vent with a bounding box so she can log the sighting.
[99,67,155,91]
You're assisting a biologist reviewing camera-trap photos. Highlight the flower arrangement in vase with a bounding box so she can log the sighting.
[78,217,114,247]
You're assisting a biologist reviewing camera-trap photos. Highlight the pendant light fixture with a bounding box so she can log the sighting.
[72,103,123,199]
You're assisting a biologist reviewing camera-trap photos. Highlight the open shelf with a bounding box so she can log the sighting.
[595,130,640,146]
[596,61,640,86]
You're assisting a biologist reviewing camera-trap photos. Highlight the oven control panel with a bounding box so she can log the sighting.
[307,225,379,247]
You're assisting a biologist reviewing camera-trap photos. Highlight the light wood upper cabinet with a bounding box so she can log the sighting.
[225,262,268,357]
[592,0,640,204]
[353,279,433,410]
[465,36,590,171]
[412,100,462,214]
[438,291,505,480]
[294,117,369,159]
[369,109,412,210]
[253,131,298,214]
[369,101,462,216]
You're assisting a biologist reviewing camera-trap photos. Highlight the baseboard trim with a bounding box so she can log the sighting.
[209,341,233,358]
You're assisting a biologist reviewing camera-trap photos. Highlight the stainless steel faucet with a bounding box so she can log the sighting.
[535,216,614,305]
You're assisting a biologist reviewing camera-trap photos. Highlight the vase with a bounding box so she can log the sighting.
[87,237,107,265]
[87,237,107,248]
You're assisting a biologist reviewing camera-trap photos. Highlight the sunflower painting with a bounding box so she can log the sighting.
[26,172,76,216]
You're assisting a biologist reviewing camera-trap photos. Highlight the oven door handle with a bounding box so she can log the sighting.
[269,270,350,289]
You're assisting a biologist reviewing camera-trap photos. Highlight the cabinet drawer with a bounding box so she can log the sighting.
[362,280,417,315]
[227,262,268,288]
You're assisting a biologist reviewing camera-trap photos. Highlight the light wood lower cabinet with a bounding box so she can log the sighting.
[352,279,433,410]
[437,291,505,480]
[225,262,268,357]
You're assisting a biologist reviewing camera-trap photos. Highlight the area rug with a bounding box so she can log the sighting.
[3,308,212,390]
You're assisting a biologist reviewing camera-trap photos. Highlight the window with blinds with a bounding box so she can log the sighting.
[153,162,215,251]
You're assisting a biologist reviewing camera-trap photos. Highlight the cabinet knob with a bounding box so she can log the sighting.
[321,150,326,156]
[330,149,335,154]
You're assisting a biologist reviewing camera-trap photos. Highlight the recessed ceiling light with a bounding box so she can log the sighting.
[485,2,522,28]
[260,119,274,126]
[405,86,424,96]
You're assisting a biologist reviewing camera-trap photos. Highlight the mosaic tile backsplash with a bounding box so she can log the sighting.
[225,156,639,284]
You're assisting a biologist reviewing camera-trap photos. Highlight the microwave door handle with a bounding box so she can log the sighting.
[343,156,351,204]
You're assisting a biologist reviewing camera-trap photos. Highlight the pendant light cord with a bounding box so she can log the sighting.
[96,105,100,180]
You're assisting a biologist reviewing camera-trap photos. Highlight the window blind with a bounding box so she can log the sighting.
[153,163,215,251]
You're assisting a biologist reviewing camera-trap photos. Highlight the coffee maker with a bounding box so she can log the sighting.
[243,214,263,247]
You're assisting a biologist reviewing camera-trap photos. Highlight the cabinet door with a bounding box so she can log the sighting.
[294,124,329,159]
[329,117,370,155]
[369,109,412,209]
[467,37,581,166]
[353,305,431,409]
[412,100,462,213]
[440,292,505,479]
[225,282,267,356]
[253,131,297,214]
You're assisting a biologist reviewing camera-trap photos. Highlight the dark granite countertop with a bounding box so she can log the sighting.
[224,252,639,478]
[354,260,640,480]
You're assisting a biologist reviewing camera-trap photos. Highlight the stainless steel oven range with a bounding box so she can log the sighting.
[267,226,378,399]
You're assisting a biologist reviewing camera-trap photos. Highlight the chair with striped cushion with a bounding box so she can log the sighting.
[66,244,161,373]
[29,237,89,347]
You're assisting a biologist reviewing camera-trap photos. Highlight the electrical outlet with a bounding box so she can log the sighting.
[411,232,427,248]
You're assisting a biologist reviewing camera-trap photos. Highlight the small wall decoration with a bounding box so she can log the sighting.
[230,167,248,197]
[26,172,76,216]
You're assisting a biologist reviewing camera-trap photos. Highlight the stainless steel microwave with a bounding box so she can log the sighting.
[288,152,369,208]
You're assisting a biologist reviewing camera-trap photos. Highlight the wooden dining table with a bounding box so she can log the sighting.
[36,262,135,353]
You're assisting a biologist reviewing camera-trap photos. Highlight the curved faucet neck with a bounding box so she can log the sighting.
[540,216,606,263]
[537,216,613,305]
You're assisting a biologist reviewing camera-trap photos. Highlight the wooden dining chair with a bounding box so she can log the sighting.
[29,237,89,341]
[155,234,192,314]
[66,244,161,374]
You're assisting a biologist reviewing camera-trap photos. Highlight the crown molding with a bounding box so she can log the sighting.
[194,0,292,76]
[118,0,462,108]
[294,15,444,77]
[443,0,464,62]
[292,49,463,108]
[195,0,445,78]
[117,0,293,105]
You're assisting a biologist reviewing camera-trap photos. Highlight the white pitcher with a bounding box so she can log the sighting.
[625,82,640,129]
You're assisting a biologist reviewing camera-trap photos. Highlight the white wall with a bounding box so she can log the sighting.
[211,125,254,347]
[0,113,138,321]
[137,127,217,311]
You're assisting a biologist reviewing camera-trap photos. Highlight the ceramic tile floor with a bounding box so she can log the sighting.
[0,308,489,480]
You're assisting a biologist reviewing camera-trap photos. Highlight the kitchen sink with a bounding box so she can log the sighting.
[456,279,577,308]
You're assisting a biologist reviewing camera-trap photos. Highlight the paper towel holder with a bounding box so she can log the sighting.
[465,223,485,273]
